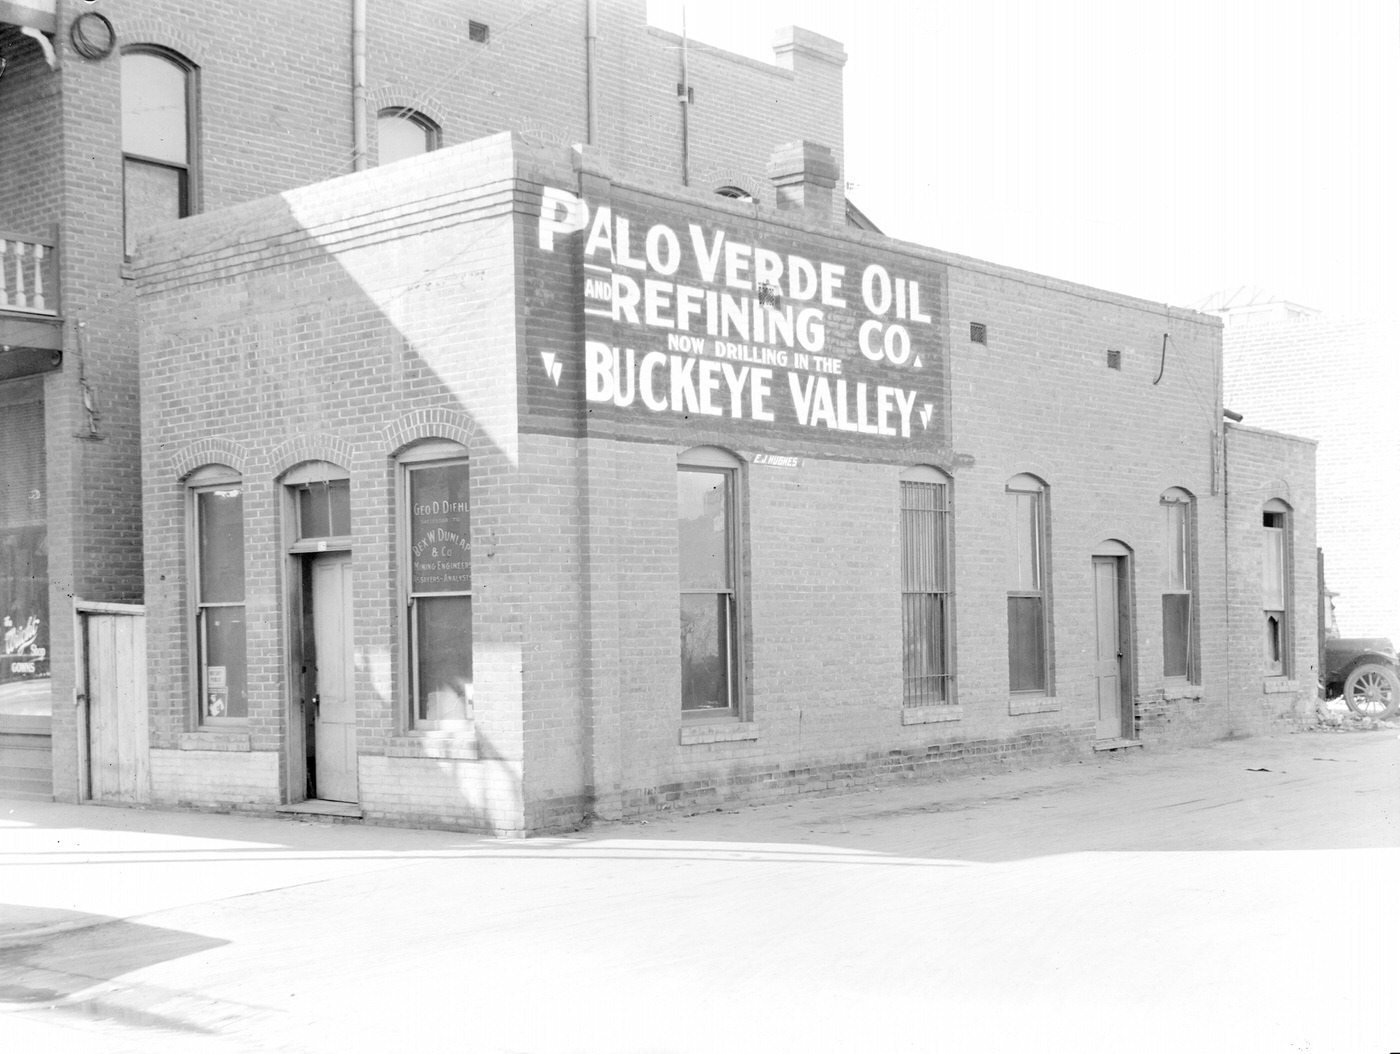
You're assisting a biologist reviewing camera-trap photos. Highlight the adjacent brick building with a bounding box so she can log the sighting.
[2,2,1317,830]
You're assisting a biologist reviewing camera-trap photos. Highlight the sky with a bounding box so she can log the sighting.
[647,0,1400,318]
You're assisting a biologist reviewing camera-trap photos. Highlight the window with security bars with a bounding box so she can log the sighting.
[901,472,952,705]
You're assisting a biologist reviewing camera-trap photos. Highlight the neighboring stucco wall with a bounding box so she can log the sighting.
[1223,316,1400,644]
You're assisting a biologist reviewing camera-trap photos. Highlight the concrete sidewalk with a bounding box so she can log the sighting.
[1,725,1397,1054]
[2,725,1396,945]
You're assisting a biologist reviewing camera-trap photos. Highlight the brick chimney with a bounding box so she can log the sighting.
[768,141,839,219]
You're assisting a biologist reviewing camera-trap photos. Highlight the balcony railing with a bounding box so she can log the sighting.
[0,231,58,316]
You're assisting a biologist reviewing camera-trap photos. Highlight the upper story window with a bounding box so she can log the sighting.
[1162,488,1198,682]
[121,48,197,256]
[377,108,440,166]
[715,186,755,203]
[1262,499,1293,676]
[901,466,953,706]
[1007,474,1050,694]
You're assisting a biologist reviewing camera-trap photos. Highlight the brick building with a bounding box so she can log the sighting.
[2,2,1316,830]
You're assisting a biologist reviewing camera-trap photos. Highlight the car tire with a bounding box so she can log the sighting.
[1342,662,1400,719]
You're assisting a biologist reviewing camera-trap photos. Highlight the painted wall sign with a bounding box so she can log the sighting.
[751,454,802,468]
[409,464,471,595]
[531,186,948,447]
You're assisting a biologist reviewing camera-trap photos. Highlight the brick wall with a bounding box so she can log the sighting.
[137,135,530,826]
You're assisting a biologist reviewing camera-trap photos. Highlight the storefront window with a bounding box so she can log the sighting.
[406,460,471,727]
[0,385,50,720]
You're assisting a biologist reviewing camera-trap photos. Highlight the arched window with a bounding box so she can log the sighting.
[1007,473,1050,693]
[122,47,196,255]
[715,185,754,203]
[377,108,440,166]
[677,446,743,714]
[1262,498,1293,676]
[900,466,953,706]
[188,465,245,724]
[1161,488,1198,681]
[399,441,472,729]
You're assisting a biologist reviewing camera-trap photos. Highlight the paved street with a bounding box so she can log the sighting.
[2,726,1397,1054]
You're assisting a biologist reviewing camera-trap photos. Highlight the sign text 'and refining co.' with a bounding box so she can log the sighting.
[537,187,942,439]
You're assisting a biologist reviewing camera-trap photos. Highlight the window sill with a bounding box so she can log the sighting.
[387,731,479,760]
[902,705,962,725]
[1163,683,1204,701]
[179,731,251,751]
[1262,677,1299,694]
[1008,695,1059,715]
[679,721,758,746]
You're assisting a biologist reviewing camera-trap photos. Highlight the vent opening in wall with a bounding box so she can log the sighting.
[970,322,987,345]
[1107,349,1122,370]
[469,21,489,43]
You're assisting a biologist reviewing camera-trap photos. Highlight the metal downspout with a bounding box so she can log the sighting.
[585,0,598,145]
[352,0,368,171]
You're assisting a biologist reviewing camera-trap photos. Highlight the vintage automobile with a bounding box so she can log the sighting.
[1323,636,1400,719]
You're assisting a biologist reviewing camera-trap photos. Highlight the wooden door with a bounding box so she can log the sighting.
[310,554,357,802]
[1092,557,1127,740]
[84,609,149,803]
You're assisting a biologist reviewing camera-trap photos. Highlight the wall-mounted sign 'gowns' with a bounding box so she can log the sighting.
[0,387,50,719]
[527,185,949,455]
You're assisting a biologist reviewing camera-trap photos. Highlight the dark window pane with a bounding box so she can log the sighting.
[903,592,947,704]
[1008,595,1046,692]
[1163,593,1191,677]
[678,469,730,590]
[409,464,470,594]
[681,592,731,710]
[201,606,247,719]
[124,159,185,253]
[297,480,350,539]
[1265,611,1285,672]
[415,595,472,723]
[198,489,244,603]
[121,52,187,163]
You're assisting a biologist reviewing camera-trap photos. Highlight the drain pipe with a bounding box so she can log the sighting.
[585,0,599,145]
[352,0,368,170]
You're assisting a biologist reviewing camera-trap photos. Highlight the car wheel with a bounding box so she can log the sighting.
[1342,663,1400,718]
